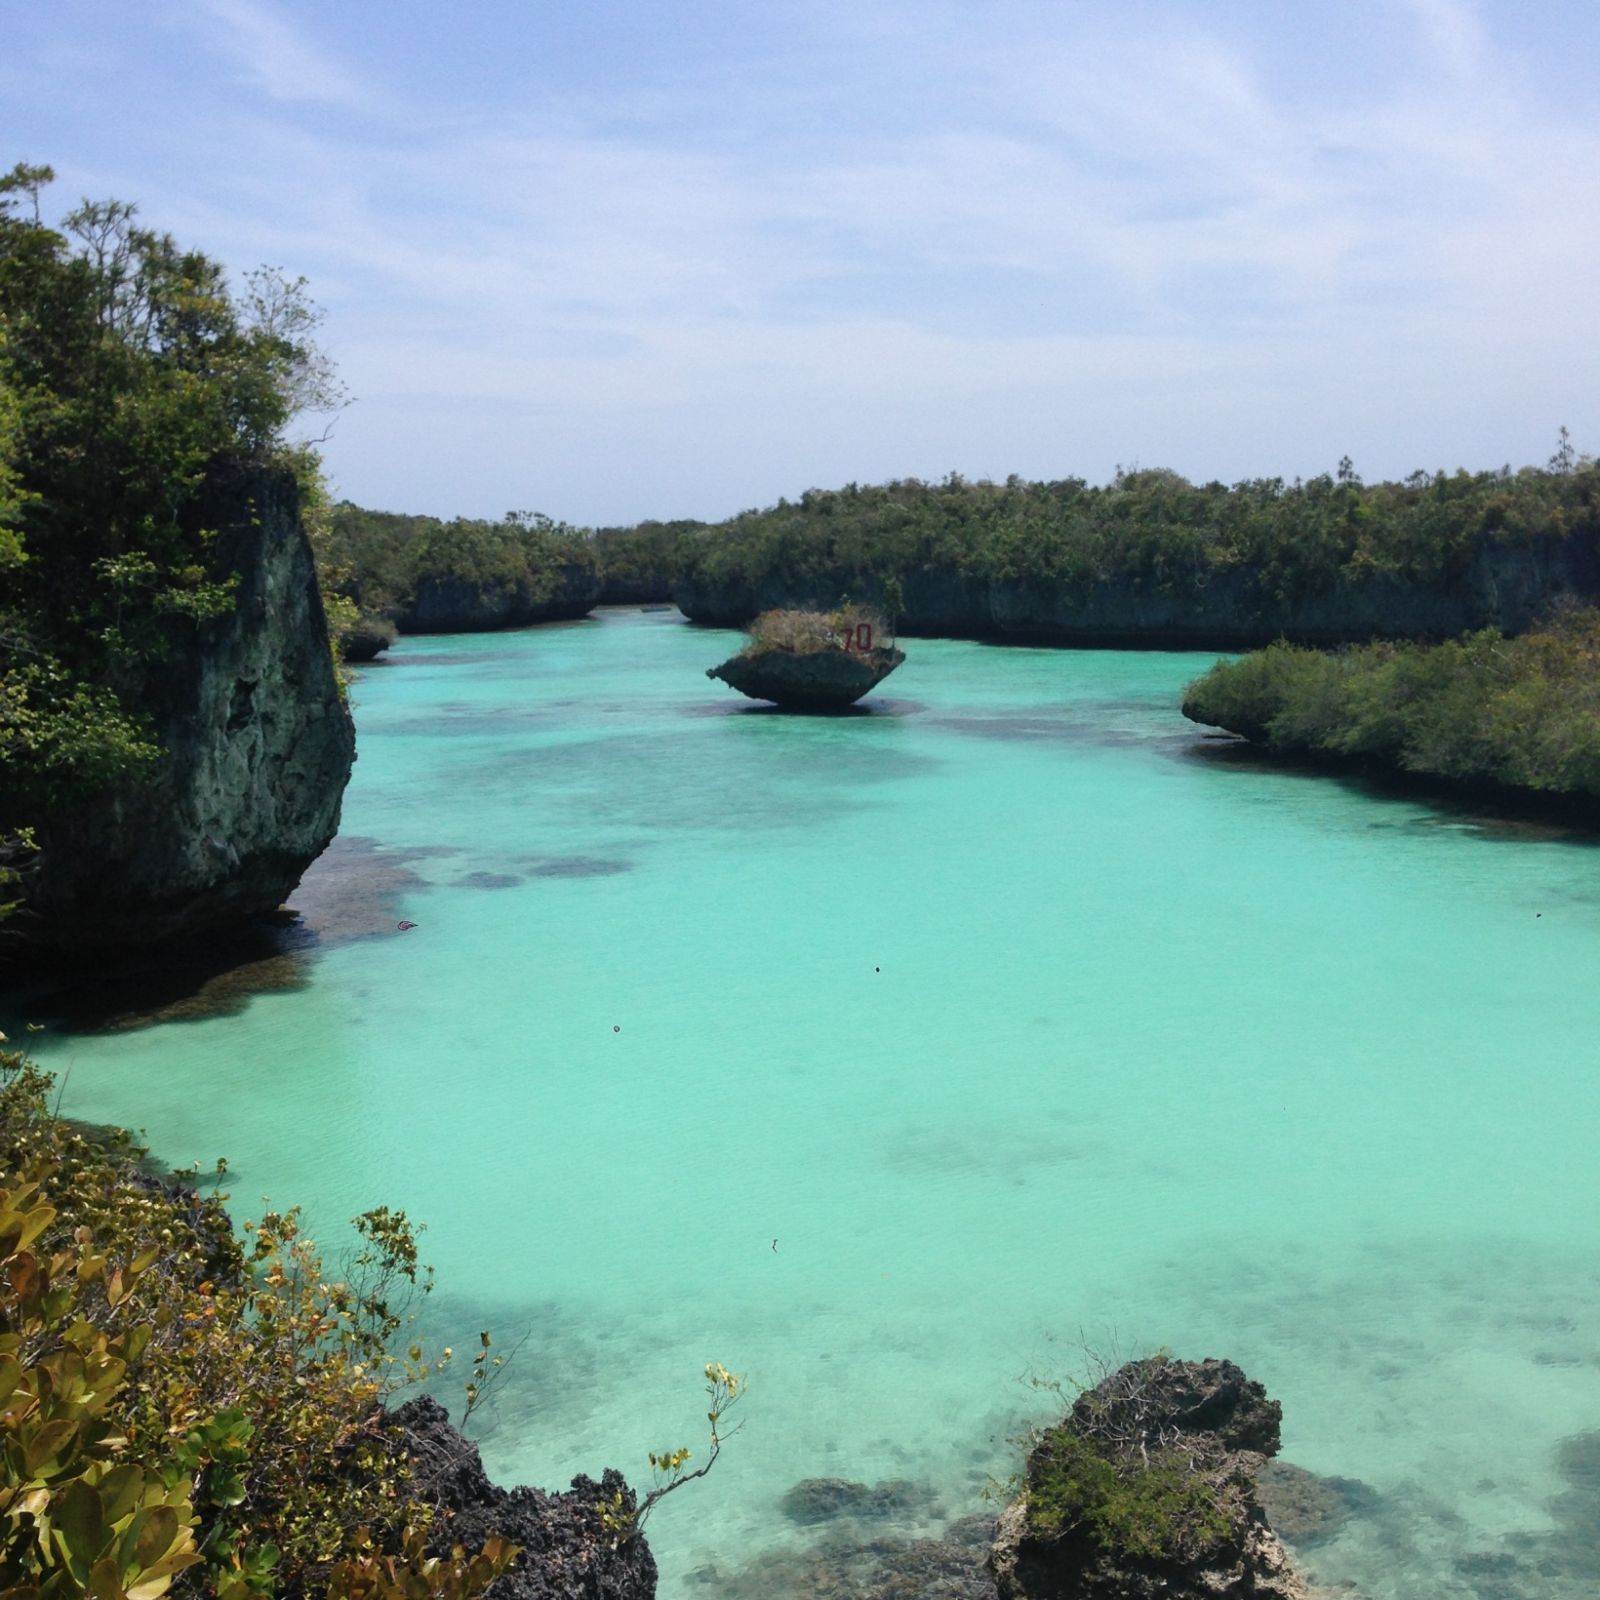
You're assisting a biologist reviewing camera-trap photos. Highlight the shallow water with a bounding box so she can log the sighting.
[24,611,1600,1598]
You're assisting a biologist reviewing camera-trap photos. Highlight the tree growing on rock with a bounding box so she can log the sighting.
[0,163,348,873]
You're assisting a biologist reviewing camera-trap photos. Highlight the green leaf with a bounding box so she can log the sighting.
[25,1418,82,1478]
[131,1505,181,1569]
[210,1468,246,1508]
[97,1464,145,1525]
[52,1477,110,1577]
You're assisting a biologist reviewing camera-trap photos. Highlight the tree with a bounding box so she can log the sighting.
[0,163,342,840]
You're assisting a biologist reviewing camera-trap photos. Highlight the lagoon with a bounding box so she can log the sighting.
[31,610,1600,1599]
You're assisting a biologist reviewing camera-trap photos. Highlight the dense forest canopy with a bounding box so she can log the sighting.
[587,518,702,593]
[330,441,1599,633]
[322,502,595,621]
[667,449,1599,607]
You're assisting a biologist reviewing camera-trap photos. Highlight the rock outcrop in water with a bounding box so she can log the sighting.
[707,608,904,708]
[708,642,904,708]
[341,614,396,662]
[391,1396,657,1600]
[1,465,355,960]
[779,1477,933,1525]
[989,1356,1312,1600]
[1256,1462,1377,1549]
[711,1510,999,1598]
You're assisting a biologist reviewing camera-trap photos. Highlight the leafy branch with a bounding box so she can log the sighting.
[599,1362,745,1546]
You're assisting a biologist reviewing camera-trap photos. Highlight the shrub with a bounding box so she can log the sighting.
[0,1178,203,1600]
[599,1361,744,1548]
[743,606,887,657]
[1182,608,1600,800]
[0,1044,515,1599]
[1025,1425,1235,1562]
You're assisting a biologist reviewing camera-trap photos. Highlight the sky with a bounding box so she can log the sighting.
[5,0,1599,525]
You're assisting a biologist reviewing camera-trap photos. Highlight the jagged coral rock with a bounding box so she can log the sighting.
[391,1396,658,1600]
[989,1356,1313,1600]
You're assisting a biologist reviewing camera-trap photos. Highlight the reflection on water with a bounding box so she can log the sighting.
[1181,735,1600,845]
[7,836,430,1031]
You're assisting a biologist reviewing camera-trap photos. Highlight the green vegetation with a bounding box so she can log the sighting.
[588,519,699,599]
[0,1042,517,1598]
[670,453,1598,608]
[602,1361,744,1546]
[331,441,1599,641]
[1183,606,1600,801]
[316,506,439,623]
[1,1036,746,1592]
[322,506,692,632]
[740,605,887,657]
[323,504,595,625]
[1018,1354,1246,1566]
[1025,1425,1235,1562]
[0,162,343,852]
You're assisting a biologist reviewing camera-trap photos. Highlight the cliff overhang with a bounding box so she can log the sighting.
[1,463,356,962]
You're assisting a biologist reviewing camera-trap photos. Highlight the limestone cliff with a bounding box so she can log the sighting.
[399,562,602,632]
[2,465,355,959]
[674,530,1600,647]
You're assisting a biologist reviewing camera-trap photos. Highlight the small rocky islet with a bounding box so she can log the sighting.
[706,607,905,709]
[706,1356,1357,1600]
[992,1356,1321,1600]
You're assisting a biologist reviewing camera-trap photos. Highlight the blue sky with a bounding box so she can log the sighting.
[6,0,1598,523]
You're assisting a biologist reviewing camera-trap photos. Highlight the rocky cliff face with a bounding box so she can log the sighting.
[391,1397,656,1600]
[3,465,355,959]
[675,531,1600,647]
[399,562,602,632]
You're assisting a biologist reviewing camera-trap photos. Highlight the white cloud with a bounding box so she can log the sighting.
[49,0,1595,516]
[192,0,375,108]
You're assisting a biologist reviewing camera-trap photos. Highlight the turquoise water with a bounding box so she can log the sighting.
[27,611,1600,1597]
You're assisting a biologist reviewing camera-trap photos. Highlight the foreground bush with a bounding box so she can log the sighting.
[0,1044,515,1599]
[1182,606,1600,800]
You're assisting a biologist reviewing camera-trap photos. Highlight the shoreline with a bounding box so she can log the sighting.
[1183,734,1600,838]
